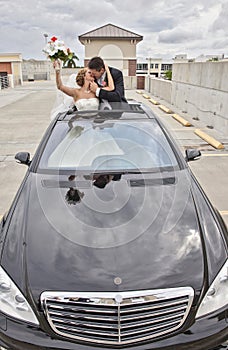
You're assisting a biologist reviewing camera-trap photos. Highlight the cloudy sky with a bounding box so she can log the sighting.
[1,0,227,64]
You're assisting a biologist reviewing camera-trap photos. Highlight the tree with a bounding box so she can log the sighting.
[165,70,172,80]
[63,53,79,68]
[209,57,218,62]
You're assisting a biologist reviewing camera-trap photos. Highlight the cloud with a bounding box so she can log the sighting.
[0,0,227,63]
[158,28,203,44]
[210,2,228,33]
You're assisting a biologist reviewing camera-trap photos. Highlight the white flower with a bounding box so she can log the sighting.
[42,36,76,62]
[55,40,68,55]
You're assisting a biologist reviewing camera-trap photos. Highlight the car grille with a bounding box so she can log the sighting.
[41,287,194,345]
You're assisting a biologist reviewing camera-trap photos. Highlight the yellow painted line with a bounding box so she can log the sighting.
[136,90,143,94]
[172,113,192,127]
[220,211,228,216]
[159,105,173,114]
[194,129,225,149]
[202,153,228,157]
[171,128,208,131]
[149,98,160,105]
[142,94,150,99]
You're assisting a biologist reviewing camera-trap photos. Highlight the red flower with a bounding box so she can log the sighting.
[51,36,58,42]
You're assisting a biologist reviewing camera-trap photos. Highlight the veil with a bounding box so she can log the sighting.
[50,73,79,120]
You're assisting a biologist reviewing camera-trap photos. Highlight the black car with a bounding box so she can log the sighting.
[0,102,227,350]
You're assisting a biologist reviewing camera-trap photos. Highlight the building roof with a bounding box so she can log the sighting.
[0,53,22,62]
[78,23,143,43]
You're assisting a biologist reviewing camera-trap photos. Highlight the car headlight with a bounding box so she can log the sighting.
[196,259,228,318]
[0,266,39,325]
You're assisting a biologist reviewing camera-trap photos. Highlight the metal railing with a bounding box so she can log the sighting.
[0,75,9,89]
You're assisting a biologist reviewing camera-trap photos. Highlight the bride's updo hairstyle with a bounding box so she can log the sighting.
[76,68,87,87]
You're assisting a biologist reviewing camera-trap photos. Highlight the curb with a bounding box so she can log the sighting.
[220,211,228,216]
[142,94,150,99]
[159,105,173,114]
[172,114,192,127]
[135,92,225,149]
[194,129,225,149]
[149,98,160,105]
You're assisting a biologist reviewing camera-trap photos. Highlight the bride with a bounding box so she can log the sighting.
[52,59,114,115]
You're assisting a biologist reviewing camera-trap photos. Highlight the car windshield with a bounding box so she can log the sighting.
[37,119,179,174]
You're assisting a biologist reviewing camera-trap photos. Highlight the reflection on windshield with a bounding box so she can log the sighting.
[48,125,124,169]
[39,120,179,173]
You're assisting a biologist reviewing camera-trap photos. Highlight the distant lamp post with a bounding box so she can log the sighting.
[146,57,151,76]
[43,33,48,45]
[146,57,152,92]
[43,34,49,80]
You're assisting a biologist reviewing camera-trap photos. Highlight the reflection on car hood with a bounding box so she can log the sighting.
[2,171,205,301]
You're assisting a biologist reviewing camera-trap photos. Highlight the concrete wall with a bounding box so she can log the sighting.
[124,76,137,90]
[146,61,228,134]
[146,77,172,103]
[172,62,228,91]
[22,60,51,81]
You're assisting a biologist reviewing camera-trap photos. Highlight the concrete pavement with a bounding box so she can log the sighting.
[0,81,228,226]
[0,81,56,214]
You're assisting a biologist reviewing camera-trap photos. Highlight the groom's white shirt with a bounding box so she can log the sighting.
[95,71,107,98]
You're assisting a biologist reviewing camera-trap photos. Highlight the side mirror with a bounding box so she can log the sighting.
[15,152,31,166]
[185,149,201,162]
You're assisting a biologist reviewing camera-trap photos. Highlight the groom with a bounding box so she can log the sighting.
[88,56,127,104]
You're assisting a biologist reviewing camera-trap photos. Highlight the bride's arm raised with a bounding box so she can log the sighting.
[53,60,77,99]
[102,64,115,91]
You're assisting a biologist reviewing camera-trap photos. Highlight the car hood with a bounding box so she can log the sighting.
[2,171,206,301]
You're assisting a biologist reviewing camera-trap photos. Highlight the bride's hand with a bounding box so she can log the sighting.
[90,81,98,93]
[53,59,61,71]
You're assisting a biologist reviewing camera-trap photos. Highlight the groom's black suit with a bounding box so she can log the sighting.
[97,67,127,103]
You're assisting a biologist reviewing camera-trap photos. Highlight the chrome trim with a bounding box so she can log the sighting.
[41,287,194,345]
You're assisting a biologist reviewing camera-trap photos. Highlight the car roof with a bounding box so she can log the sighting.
[56,100,155,123]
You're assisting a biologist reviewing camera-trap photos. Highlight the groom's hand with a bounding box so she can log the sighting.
[90,81,99,94]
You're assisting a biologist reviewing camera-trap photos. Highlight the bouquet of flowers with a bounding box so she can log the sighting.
[42,36,77,64]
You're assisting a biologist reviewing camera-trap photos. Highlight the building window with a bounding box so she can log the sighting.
[150,63,154,69]
[137,63,148,70]
[155,64,159,69]
[161,64,172,71]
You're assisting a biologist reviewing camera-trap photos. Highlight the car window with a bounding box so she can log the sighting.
[38,120,179,173]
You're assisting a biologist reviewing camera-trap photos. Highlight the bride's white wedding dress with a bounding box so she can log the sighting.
[74,98,99,111]
[50,96,99,120]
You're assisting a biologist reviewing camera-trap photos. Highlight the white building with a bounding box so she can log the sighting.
[136,58,172,77]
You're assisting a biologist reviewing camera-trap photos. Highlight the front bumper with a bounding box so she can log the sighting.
[0,309,227,350]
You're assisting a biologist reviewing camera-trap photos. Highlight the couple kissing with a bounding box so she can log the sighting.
[53,56,127,113]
